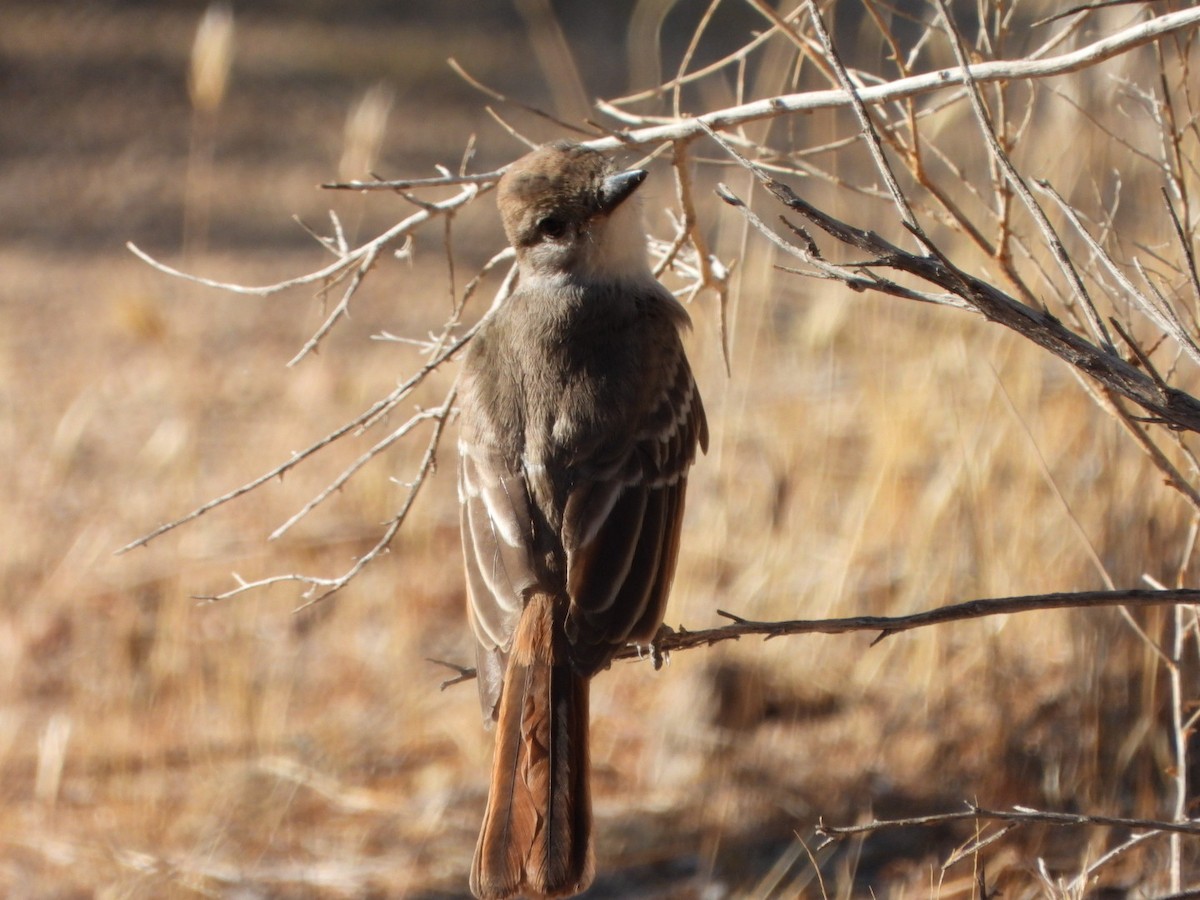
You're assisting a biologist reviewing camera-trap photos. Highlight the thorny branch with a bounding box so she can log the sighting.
[432,588,1200,688]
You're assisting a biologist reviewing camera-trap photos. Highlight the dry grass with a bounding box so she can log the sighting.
[3,1,1199,896]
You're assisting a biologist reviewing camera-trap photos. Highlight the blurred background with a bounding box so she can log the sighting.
[2,0,1198,895]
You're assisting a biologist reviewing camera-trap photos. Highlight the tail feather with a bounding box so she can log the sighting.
[472,661,541,894]
[471,594,594,900]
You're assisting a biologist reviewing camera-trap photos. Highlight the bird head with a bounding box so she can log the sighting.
[497,141,650,283]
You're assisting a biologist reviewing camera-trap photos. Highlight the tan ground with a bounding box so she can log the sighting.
[2,1,1195,896]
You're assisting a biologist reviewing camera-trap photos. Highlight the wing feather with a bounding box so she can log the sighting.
[560,336,706,673]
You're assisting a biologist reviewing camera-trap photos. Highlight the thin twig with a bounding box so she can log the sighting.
[1164,187,1200,320]
[668,139,732,374]
[715,180,961,308]
[323,172,501,191]
[942,822,1020,870]
[126,182,485,297]
[447,57,597,137]
[801,0,922,238]
[1067,831,1158,894]
[1096,387,1200,517]
[710,150,1200,433]
[269,406,446,541]
[931,0,1114,353]
[607,3,801,106]
[1036,180,1200,370]
[288,243,380,366]
[197,387,457,609]
[117,322,478,554]
[816,802,1200,843]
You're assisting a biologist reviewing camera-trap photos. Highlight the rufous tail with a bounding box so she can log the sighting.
[471,592,593,900]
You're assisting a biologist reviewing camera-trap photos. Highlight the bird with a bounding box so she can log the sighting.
[456,140,708,899]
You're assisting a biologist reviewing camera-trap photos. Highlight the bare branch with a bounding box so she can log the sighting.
[607,4,808,106]
[437,588,1200,683]
[816,802,1200,843]
[1032,1,1150,30]
[429,658,476,691]
[126,181,485,300]
[715,180,961,308]
[932,0,1113,353]
[1067,831,1158,894]
[801,0,922,237]
[697,113,960,302]
[943,823,1021,869]
[1097,387,1200,517]
[1163,187,1200,317]
[712,156,1200,434]
[268,406,447,541]
[196,386,457,609]
[288,243,380,366]
[1035,180,1200,370]
[323,171,500,191]
[665,139,732,373]
[116,319,478,555]
[585,8,1200,151]
[446,56,598,138]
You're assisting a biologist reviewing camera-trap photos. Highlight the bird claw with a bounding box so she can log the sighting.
[637,624,675,671]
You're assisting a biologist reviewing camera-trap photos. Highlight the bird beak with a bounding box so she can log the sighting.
[597,169,647,214]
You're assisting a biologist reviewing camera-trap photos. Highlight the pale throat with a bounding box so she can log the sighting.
[580,198,653,282]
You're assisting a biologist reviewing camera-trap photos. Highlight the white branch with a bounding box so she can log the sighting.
[584,8,1200,150]
[125,181,486,297]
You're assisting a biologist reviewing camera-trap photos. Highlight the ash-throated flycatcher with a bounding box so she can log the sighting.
[458,141,707,899]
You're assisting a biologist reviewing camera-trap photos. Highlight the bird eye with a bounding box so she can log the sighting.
[537,216,567,239]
